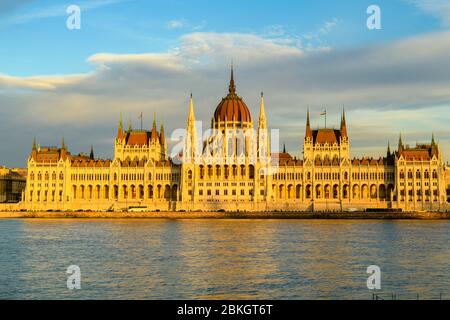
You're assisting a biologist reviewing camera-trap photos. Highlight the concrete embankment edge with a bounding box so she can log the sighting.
[0,211,449,220]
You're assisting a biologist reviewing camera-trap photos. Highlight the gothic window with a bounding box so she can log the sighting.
[249,165,255,179]
[199,166,205,179]
[240,165,246,177]
[208,166,213,178]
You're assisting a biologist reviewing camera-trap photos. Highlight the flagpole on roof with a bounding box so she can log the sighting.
[138,112,143,131]
[321,108,327,129]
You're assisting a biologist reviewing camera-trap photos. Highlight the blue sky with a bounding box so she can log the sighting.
[0,0,442,76]
[1,0,450,166]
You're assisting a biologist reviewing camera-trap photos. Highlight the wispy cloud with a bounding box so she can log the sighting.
[303,18,339,50]
[318,18,339,35]
[263,18,339,51]
[0,72,89,90]
[166,19,185,29]
[0,0,33,16]
[4,0,128,26]
[165,18,206,31]
[407,0,450,26]
[1,30,450,165]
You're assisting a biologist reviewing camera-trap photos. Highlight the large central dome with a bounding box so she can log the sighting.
[213,67,252,125]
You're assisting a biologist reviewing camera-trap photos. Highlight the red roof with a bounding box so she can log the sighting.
[400,150,431,161]
[399,144,438,161]
[312,129,341,145]
[125,131,153,146]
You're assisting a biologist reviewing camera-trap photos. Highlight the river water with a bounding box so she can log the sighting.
[0,219,448,299]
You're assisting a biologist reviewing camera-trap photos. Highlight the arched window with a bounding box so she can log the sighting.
[207,166,213,178]
[240,165,246,177]
[249,165,255,179]
[199,166,205,179]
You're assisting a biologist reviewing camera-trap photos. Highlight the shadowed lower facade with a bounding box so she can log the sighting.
[23,69,450,212]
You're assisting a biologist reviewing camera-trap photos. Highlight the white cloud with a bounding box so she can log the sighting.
[318,18,339,35]
[1,30,450,165]
[166,19,187,29]
[88,52,187,72]
[0,73,89,90]
[3,0,128,26]
[408,0,450,26]
[165,18,206,31]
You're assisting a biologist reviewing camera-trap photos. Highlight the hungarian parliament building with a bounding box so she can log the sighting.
[24,68,450,212]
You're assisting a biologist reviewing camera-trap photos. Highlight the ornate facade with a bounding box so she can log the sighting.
[24,68,450,212]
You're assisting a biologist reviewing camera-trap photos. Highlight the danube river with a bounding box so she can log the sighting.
[0,219,448,299]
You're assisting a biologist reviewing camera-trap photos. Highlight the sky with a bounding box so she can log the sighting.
[1,0,450,167]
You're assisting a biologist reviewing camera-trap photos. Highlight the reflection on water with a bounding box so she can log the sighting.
[0,219,448,299]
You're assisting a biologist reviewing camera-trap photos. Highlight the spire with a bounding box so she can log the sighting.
[305,108,312,139]
[188,93,195,124]
[387,141,391,157]
[283,143,286,153]
[60,137,67,160]
[340,108,347,138]
[128,117,132,131]
[159,121,165,145]
[117,113,124,140]
[228,63,236,95]
[89,145,94,160]
[31,137,37,160]
[185,93,198,161]
[398,133,404,152]
[258,91,267,129]
[151,112,158,141]
[431,132,439,157]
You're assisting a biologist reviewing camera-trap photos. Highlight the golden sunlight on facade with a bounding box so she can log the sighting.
[23,68,450,212]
